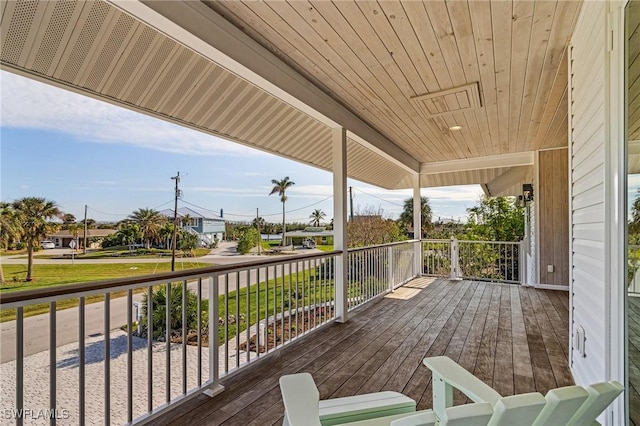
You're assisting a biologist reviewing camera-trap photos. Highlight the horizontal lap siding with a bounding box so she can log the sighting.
[570,1,607,386]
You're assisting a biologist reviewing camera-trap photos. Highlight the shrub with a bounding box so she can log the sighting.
[141,284,208,340]
[237,228,259,254]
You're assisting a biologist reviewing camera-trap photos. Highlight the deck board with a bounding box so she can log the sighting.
[158,279,571,426]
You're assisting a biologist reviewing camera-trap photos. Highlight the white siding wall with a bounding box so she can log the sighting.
[569,1,607,387]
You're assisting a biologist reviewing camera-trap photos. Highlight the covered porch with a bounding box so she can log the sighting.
[159,278,571,425]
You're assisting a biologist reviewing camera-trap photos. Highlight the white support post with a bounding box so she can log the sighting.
[450,237,460,280]
[413,174,422,277]
[205,273,224,397]
[333,127,348,323]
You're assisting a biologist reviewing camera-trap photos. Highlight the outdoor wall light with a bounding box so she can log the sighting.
[523,183,534,202]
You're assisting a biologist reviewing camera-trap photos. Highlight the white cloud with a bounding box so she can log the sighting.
[0,71,262,157]
[425,186,485,202]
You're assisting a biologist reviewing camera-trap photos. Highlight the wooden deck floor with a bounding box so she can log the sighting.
[159,278,572,426]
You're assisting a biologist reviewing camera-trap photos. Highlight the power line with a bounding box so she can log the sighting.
[352,187,405,208]
[181,194,333,218]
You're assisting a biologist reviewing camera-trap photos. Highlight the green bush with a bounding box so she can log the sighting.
[237,228,259,254]
[141,284,208,340]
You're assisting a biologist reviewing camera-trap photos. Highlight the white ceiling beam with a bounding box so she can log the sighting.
[108,0,419,173]
[420,152,535,175]
[486,166,532,196]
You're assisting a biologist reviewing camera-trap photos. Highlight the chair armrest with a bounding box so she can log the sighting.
[423,356,502,406]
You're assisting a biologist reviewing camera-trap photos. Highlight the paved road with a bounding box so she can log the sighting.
[0,243,324,363]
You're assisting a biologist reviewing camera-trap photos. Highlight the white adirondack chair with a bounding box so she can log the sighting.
[423,356,623,426]
[279,357,623,426]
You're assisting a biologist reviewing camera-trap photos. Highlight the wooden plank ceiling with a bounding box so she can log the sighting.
[207,0,579,163]
[1,0,582,190]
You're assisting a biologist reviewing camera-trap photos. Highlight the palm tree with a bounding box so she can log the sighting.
[119,223,143,248]
[0,202,19,283]
[12,197,61,281]
[399,196,433,236]
[67,222,82,250]
[269,176,295,246]
[309,209,326,227]
[180,214,193,227]
[252,216,266,230]
[128,208,166,249]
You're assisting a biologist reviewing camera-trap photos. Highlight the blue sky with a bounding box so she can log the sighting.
[0,71,484,224]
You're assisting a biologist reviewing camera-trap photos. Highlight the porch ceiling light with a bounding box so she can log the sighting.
[449,125,463,131]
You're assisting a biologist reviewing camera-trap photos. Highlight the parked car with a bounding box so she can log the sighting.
[41,241,55,249]
[302,238,316,249]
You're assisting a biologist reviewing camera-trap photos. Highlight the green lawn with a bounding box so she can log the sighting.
[219,270,335,344]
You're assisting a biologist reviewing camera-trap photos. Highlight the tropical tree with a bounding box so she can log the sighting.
[399,196,433,235]
[252,216,266,231]
[80,218,97,229]
[67,222,82,248]
[12,197,61,281]
[269,176,295,246]
[464,196,524,242]
[180,214,193,227]
[0,202,19,283]
[0,202,18,250]
[128,208,166,248]
[309,209,326,227]
[61,213,76,226]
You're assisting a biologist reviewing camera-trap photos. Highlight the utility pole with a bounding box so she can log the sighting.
[171,172,180,272]
[349,186,354,222]
[83,204,88,254]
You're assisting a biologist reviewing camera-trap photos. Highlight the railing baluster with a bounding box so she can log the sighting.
[147,286,153,413]
[104,294,110,425]
[50,302,56,426]
[16,307,23,426]
[224,273,229,373]
[294,260,299,339]
[165,282,171,403]
[256,267,261,357]
[182,280,187,395]
[281,263,285,349]
[235,271,240,369]
[197,278,202,387]
[78,297,85,426]
[127,290,133,423]
[246,268,250,363]
[210,273,221,390]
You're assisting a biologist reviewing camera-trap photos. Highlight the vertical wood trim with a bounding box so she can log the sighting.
[538,148,569,286]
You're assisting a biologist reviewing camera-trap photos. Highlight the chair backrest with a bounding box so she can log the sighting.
[279,373,322,426]
[487,393,547,426]
[532,385,589,426]
[566,381,624,426]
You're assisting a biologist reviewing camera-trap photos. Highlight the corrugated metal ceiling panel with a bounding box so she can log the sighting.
[1,0,413,189]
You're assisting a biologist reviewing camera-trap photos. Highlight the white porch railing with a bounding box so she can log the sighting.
[422,238,523,284]
[0,241,421,425]
[346,241,416,311]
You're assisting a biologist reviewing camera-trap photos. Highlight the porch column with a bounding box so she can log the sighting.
[333,127,348,323]
[413,174,422,277]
